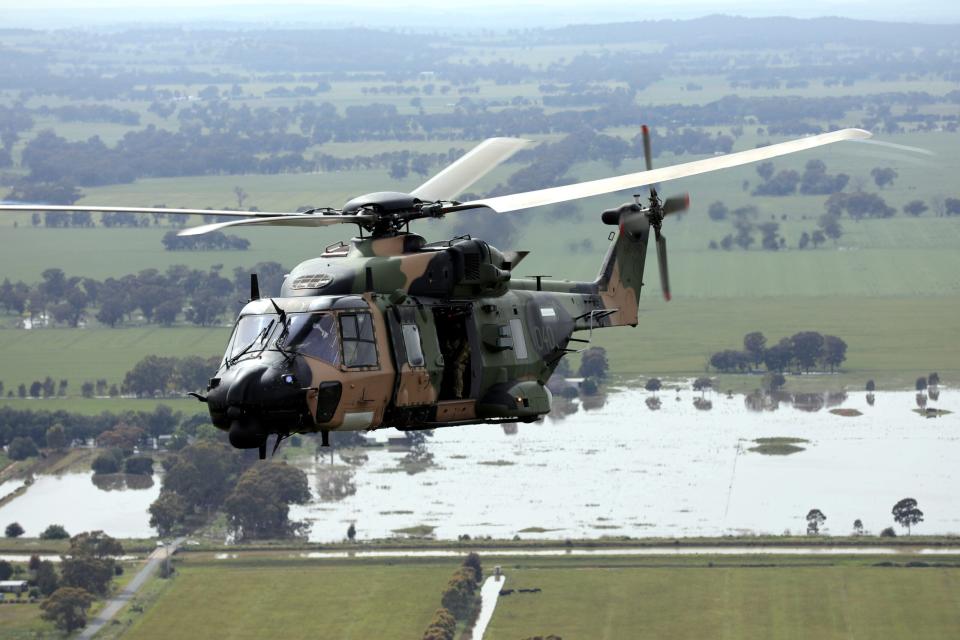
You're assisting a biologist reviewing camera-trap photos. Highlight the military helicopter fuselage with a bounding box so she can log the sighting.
[206,197,648,456]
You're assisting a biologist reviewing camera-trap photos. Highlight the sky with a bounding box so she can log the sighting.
[1,0,958,28]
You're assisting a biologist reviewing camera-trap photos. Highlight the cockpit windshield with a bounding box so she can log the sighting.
[224,311,346,366]
[283,313,341,365]
[224,313,279,363]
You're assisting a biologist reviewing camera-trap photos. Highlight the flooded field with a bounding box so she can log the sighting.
[0,387,955,542]
[292,387,959,542]
[0,472,159,539]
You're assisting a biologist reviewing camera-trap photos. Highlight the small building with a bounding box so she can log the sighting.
[0,581,28,594]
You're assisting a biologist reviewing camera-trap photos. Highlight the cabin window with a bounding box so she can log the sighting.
[340,312,378,368]
[401,323,425,367]
[509,318,528,360]
[285,313,341,365]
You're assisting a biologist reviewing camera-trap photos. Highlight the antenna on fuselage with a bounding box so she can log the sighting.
[250,273,260,301]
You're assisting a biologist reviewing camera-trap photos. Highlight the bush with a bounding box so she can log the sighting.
[880,526,897,537]
[40,524,70,540]
[5,522,25,538]
[124,456,155,476]
[91,451,122,475]
[7,436,39,460]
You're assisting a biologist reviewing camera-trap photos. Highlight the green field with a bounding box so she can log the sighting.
[0,292,955,393]
[81,552,960,640]
[122,558,453,640]
[486,556,960,639]
[0,326,227,392]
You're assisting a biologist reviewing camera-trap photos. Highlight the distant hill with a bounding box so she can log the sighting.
[539,15,960,48]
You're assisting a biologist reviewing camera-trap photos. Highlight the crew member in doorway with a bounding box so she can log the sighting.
[451,338,470,399]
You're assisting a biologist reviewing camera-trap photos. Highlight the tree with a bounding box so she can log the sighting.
[806,509,826,535]
[5,521,25,538]
[865,379,876,392]
[347,523,356,541]
[46,423,68,450]
[578,347,609,380]
[903,200,928,217]
[424,608,457,640]
[97,424,145,454]
[915,377,927,391]
[40,524,70,540]
[871,167,898,189]
[40,587,95,633]
[440,567,478,619]
[818,213,843,242]
[692,377,713,395]
[707,201,728,221]
[0,560,11,580]
[463,551,483,582]
[92,450,122,475]
[61,532,123,597]
[224,462,311,540]
[149,492,189,536]
[853,519,864,536]
[124,456,155,475]
[233,186,248,209]
[821,335,847,372]
[123,355,177,397]
[644,378,662,393]
[8,436,39,460]
[81,381,95,398]
[756,161,774,182]
[928,372,940,387]
[892,498,924,535]
[35,560,59,595]
[743,331,766,367]
[790,331,824,373]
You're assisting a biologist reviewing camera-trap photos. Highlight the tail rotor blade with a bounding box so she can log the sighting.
[656,234,671,302]
[641,125,654,172]
[662,193,690,217]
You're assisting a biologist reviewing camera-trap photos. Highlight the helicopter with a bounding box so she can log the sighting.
[1,126,870,458]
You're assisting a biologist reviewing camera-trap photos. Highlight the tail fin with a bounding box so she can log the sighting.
[593,216,649,327]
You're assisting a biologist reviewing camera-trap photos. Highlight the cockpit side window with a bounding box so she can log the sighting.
[340,312,378,368]
[285,313,341,365]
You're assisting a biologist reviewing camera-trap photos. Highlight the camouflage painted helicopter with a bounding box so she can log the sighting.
[1,127,870,458]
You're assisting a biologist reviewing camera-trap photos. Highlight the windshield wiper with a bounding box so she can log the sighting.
[227,319,275,366]
[270,300,294,362]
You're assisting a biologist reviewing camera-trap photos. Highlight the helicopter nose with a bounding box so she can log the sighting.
[207,359,313,448]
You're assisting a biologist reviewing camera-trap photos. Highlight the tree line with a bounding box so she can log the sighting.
[0,261,287,329]
[422,553,484,640]
[709,331,847,375]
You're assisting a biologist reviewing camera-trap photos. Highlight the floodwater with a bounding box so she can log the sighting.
[0,388,955,542]
[291,388,959,542]
[0,473,160,539]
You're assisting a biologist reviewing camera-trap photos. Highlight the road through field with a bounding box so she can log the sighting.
[78,537,184,640]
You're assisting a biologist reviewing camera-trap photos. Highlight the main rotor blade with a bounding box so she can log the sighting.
[178,214,375,236]
[0,204,296,218]
[656,234,671,302]
[411,137,530,202]
[462,128,871,214]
